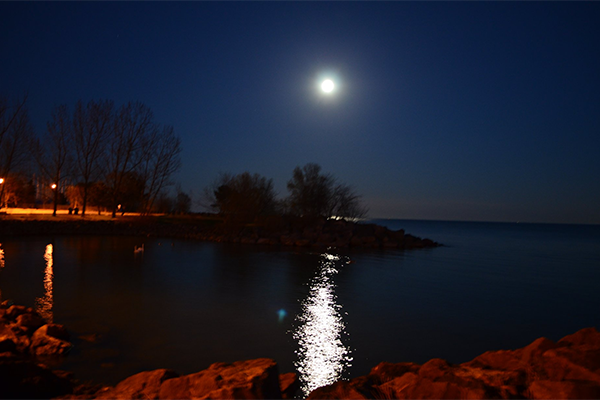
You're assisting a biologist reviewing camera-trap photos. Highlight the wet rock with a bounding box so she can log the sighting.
[0,323,30,354]
[279,372,299,399]
[528,379,600,399]
[157,368,222,399]
[31,324,72,357]
[5,305,32,321]
[16,312,45,333]
[308,327,600,399]
[97,369,179,399]
[158,358,282,399]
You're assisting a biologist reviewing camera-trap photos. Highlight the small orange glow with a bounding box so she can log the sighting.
[51,183,57,189]
[0,178,4,184]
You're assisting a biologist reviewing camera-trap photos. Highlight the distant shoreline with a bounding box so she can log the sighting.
[0,213,441,250]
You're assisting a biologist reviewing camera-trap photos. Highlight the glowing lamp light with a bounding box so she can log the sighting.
[0,178,4,184]
[51,183,57,190]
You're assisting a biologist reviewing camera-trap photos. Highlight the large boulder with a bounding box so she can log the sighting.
[0,323,31,354]
[4,305,33,321]
[99,358,288,400]
[30,324,72,357]
[96,369,179,399]
[308,327,600,399]
[15,312,45,334]
[163,358,283,399]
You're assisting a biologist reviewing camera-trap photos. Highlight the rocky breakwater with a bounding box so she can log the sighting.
[0,215,440,250]
[209,217,441,250]
[308,327,600,399]
[0,301,74,398]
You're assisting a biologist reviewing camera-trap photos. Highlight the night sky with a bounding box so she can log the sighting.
[2,2,599,224]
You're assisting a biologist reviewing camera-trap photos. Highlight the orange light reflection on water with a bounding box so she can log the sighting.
[35,244,54,323]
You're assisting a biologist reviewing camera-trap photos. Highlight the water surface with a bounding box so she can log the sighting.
[1,220,599,394]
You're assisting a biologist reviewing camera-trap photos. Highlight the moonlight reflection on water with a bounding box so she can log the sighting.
[294,253,352,397]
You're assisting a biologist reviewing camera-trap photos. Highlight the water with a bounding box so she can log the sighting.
[1,220,599,396]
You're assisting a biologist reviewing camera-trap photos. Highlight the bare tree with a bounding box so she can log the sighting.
[71,99,113,216]
[139,125,181,214]
[34,105,72,216]
[206,171,278,221]
[173,185,192,214]
[286,163,335,218]
[0,95,28,149]
[0,95,35,208]
[105,102,153,217]
[287,163,367,220]
[328,183,368,220]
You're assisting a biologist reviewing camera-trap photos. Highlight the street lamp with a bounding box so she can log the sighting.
[51,183,58,216]
[0,178,4,209]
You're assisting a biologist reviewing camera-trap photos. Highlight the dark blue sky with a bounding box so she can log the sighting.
[2,2,599,224]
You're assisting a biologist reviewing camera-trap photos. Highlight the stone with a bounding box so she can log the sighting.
[0,323,30,354]
[528,380,600,399]
[557,327,600,348]
[31,324,72,357]
[294,239,311,247]
[16,312,45,333]
[306,327,600,400]
[203,358,282,399]
[369,362,420,384]
[158,369,222,399]
[97,369,179,399]
[158,359,282,399]
[279,372,299,399]
[5,305,32,320]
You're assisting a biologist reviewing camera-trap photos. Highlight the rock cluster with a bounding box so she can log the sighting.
[0,301,74,398]
[2,298,600,399]
[84,359,298,400]
[208,217,440,249]
[307,327,600,399]
[0,216,440,250]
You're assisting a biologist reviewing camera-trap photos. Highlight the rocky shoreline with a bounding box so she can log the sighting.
[0,215,441,250]
[2,301,600,399]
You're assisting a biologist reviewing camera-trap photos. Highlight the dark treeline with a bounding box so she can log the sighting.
[0,95,182,217]
[2,95,367,221]
[204,163,368,222]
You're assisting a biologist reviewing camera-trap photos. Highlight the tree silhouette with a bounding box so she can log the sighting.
[287,163,367,220]
[207,172,278,222]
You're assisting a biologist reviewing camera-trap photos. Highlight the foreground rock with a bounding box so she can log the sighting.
[0,301,74,398]
[6,296,598,399]
[308,327,600,399]
[71,358,298,399]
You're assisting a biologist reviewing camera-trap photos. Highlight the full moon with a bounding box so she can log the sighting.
[321,79,335,93]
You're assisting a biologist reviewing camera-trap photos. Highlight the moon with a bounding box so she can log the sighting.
[321,79,335,93]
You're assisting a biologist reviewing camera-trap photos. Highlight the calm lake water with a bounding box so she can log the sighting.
[1,219,599,396]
